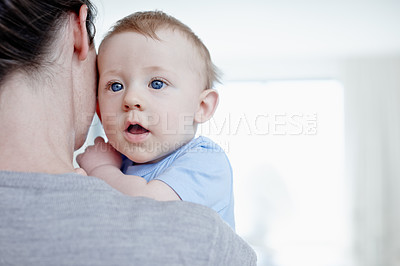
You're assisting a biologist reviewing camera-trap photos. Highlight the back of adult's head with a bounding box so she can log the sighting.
[0,0,97,86]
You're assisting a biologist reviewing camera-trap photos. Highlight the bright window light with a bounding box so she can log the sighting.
[198,80,351,266]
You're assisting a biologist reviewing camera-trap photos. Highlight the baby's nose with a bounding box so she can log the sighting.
[122,89,145,111]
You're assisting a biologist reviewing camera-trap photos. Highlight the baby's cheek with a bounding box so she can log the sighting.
[107,138,123,155]
[101,112,122,133]
[102,122,116,135]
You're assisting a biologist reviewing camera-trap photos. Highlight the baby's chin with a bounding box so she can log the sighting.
[124,150,170,165]
[122,137,194,165]
[129,154,168,165]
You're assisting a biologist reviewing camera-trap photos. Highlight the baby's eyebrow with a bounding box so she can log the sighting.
[143,66,178,78]
[100,68,122,76]
[143,66,169,73]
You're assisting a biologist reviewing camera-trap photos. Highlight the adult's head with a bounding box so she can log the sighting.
[0,0,98,173]
[0,0,96,85]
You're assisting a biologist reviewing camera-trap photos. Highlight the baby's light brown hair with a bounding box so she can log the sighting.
[99,10,220,90]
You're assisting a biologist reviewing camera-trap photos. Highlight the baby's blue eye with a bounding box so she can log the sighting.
[150,80,165,90]
[110,82,123,92]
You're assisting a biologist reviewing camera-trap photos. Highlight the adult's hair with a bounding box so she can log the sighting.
[0,0,97,85]
[101,11,220,90]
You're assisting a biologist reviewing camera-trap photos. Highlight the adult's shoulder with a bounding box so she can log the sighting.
[0,171,257,265]
[131,199,257,266]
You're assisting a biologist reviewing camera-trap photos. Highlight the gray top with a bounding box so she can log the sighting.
[0,171,256,266]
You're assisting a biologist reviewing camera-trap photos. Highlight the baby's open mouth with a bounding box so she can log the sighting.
[127,124,149,135]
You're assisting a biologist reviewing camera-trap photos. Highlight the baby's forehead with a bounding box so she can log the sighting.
[158,28,203,53]
[156,29,208,84]
[102,27,200,54]
[101,28,206,67]
[98,29,208,85]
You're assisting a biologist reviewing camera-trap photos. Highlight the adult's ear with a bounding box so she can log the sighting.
[73,5,89,61]
[194,89,219,123]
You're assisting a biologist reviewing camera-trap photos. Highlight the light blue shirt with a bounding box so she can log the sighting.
[121,136,235,229]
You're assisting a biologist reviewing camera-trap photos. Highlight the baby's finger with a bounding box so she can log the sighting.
[74,167,87,176]
[76,152,84,164]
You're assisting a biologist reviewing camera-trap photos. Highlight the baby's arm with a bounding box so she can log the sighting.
[76,138,180,201]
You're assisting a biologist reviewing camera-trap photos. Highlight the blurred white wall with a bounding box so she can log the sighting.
[92,0,400,79]
[340,57,400,266]
[84,1,400,266]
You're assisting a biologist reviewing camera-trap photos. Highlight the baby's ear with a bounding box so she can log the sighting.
[194,89,219,123]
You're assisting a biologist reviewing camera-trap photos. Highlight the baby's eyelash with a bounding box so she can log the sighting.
[104,81,113,90]
[105,80,118,89]
[105,80,124,92]
[149,77,169,86]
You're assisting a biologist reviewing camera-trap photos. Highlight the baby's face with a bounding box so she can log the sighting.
[97,29,205,164]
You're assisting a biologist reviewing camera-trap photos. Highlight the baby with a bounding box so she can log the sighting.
[78,11,234,229]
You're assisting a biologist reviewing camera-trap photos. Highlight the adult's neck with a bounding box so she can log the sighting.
[0,72,76,174]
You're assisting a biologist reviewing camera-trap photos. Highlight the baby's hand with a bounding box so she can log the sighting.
[73,168,87,176]
[76,137,122,175]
